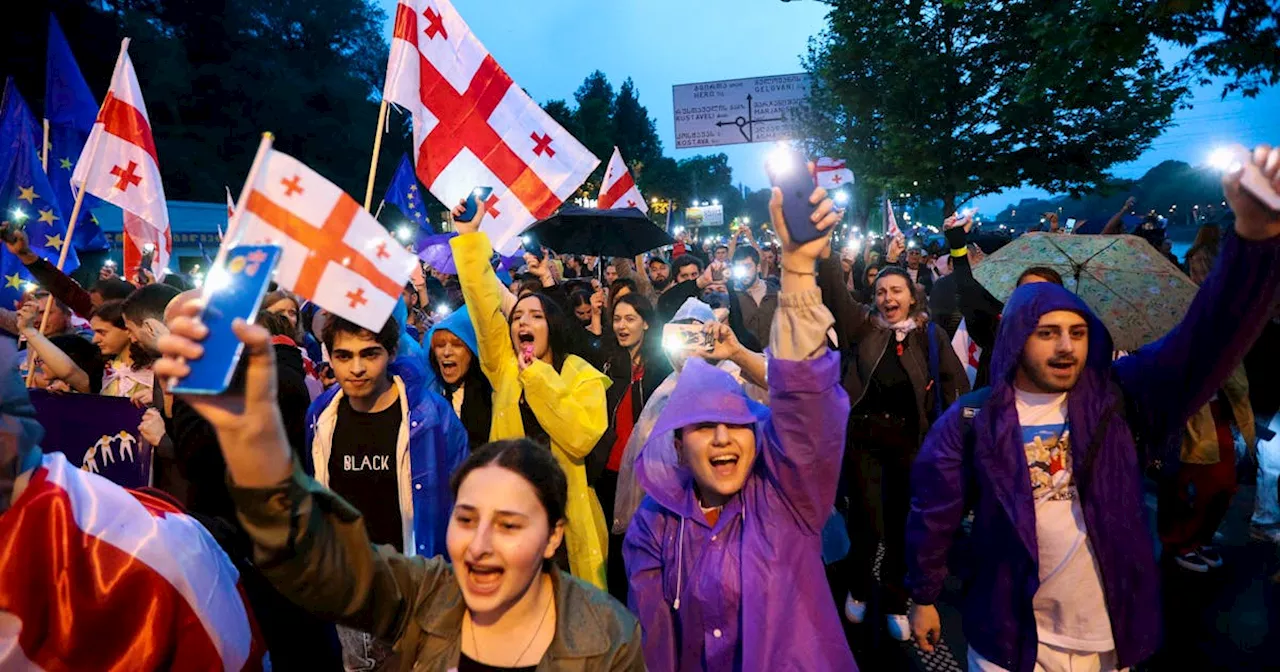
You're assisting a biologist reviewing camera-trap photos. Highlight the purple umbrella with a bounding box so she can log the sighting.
[418,232,525,276]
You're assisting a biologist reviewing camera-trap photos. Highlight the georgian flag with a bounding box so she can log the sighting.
[884,197,903,239]
[382,0,599,255]
[233,145,418,333]
[598,147,647,213]
[815,157,853,190]
[70,39,170,279]
[951,318,982,387]
[0,452,267,670]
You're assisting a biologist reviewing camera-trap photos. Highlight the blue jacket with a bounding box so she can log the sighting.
[305,356,469,558]
[906,230,1280,671]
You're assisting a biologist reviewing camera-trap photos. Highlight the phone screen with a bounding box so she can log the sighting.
[170,245,283,395]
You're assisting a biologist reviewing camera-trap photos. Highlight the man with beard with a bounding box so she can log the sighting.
[647,256,672,292]
[906,145,1280,672]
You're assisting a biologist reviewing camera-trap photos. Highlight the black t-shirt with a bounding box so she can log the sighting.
[458,652,538,672]
[328,395,404,551]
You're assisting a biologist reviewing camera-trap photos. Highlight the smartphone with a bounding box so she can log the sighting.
[137,245,156,281]
[765,147,822,244]
[522,233,544,260]
[458,186,494,222]
[1065,218,1077,232]
[170,245,283,395]
[0,221,23,245]
[663,323,714,354]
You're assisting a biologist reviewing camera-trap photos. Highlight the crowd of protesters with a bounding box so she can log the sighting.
[1,146,1279,672]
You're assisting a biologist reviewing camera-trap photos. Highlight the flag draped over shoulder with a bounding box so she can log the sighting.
[71,40,171,279]
[45,14,109,252]
[0,452,267,670]
[233,145,418,333]
[383,152,433,234]
[597,146,647,213]
[0,79,80,309]
[382,0,599,255]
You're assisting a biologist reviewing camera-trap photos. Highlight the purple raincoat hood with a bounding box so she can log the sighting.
[636,358,770,516]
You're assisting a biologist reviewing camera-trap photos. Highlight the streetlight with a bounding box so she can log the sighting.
[711,199,719,206]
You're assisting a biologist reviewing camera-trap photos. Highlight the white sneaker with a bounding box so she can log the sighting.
[886,614,911,642]
[844,594,867,624]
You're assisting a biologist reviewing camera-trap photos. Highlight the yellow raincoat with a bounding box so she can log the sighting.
[451,232,611,589]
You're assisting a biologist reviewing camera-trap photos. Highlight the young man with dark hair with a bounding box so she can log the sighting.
[907,145,1280,672]
[647,256,671,291]
[121,283,181,356]
[308,314,468,669]
[730,245,779,346]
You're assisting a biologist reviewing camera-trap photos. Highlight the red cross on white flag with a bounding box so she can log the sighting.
[597,147,648,214]
[232,145,418,333]
[814,157,854,190]
[71,39,170,279]
[382,0,600,254]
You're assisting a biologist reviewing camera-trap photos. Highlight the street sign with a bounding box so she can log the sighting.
[673,74,811,149]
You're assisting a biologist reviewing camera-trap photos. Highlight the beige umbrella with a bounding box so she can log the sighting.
[972,233,1198,352]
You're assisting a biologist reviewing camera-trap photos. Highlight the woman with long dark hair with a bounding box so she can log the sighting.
[588,293,672,601]
[450,203,612,591]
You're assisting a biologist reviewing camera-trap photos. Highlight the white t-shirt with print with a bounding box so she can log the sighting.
[1016,389,1116,653]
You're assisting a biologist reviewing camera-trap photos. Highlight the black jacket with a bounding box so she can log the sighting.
[586,346,673,486]
[944,226,1005,387]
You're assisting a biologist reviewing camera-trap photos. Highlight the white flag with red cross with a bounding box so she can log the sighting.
[71,39,170,279]
[232,147,418,333]
[815,157,854,190]
[598,147,647,213]
[382,0,600,255]
[884,197,903,239]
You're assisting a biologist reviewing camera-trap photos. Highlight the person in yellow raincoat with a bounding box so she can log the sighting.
[450,206,611,589]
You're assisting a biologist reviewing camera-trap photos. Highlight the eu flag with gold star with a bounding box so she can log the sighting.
[383,153,435,236]
[0,79,79,309]
[46,14,109,252]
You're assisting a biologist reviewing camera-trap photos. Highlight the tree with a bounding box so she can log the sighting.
[804,0,1188,216]
[611,78,663,169]
[1148,0,1279,98]
[572,70,616,166]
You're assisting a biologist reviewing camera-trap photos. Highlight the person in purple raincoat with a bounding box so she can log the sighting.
[624,183,858,671]
[906,144,1280,672]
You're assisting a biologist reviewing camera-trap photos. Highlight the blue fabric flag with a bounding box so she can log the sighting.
[45,15,108,252]
[0,79,80,310]
[384,154,435,236]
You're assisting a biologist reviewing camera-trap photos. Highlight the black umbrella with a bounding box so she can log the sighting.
[527,206,674,259]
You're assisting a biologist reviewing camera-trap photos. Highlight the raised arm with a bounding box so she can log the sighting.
[1100,197,1135,236]
[19,317,92,393]
[451,230,518,385]
[943,219,1003,350]
[757,183,851,533]
[1,225,95,318]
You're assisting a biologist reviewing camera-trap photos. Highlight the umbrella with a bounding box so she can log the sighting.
[527,206,674,259]
[971,233,1198,352]
[417,232,522,276]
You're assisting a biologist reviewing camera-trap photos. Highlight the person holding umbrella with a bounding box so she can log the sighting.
[449,203,612,591]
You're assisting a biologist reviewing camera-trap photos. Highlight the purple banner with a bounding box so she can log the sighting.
[30,391,151,489]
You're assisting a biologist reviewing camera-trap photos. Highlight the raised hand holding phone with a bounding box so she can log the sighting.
[454,187,494,232]
[766,146,823,245]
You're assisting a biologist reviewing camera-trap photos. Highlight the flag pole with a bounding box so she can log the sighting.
[363,99,390,212]
[207,132,274,296]
[25,182,89,386]
[41,120,50,172]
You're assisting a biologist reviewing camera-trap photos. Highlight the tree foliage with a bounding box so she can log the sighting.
[804,0,1188,218]
[1148,0,1279,98]
[4,0,397,202]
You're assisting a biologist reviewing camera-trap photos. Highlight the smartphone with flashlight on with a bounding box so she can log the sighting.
[663,323,714,354]
[137,244,156,283]
[170,244,283,395]
[458,187,495,222]
[765,147,823,244]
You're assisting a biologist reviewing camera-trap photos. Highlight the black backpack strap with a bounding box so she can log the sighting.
[927,322,944,421]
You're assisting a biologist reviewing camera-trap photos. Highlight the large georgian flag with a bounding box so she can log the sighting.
[382,0,599,254]
[70,39,171,279]
[597,147,647,213]
[0,452,267,670]
[234,146,418,333]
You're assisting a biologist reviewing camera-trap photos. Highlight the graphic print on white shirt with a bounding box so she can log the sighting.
[1015,389,1116,654]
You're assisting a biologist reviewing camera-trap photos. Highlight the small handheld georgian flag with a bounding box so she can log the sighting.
[884,197,903,239]
[233,145,418,333]
[598,147,647,213]
[814,157,853,190]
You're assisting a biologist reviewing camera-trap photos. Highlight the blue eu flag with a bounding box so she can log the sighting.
[383,154,435,236]
[0,79,80,309]
[45,14,109,253]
